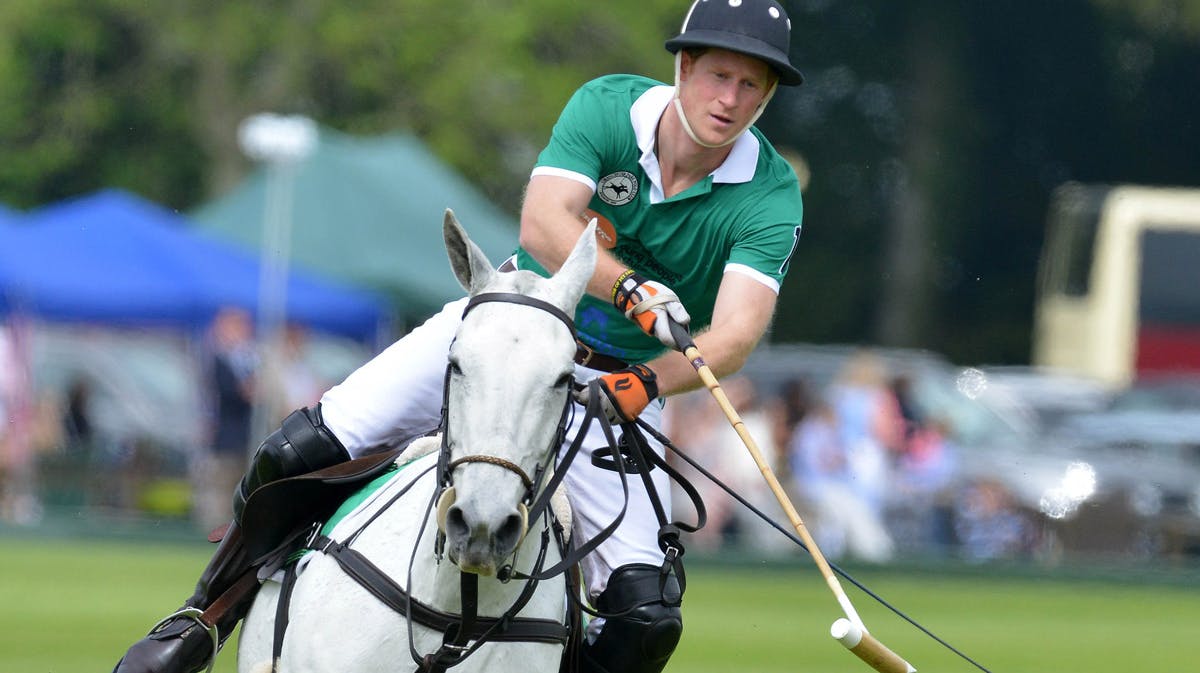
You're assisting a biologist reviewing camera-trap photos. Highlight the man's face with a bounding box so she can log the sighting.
[678,48,775,147]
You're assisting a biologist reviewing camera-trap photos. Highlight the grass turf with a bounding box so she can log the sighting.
[2,537,1194,672]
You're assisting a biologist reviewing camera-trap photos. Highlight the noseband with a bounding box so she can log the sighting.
[434,292,576,543]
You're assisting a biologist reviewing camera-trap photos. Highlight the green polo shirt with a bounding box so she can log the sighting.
[517,74,803,364]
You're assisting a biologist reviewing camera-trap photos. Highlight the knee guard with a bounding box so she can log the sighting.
[233,405,350,523]
[581,563,684,673]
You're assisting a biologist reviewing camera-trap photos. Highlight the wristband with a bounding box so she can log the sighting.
[611,269,638,305]
[613,271,652,315]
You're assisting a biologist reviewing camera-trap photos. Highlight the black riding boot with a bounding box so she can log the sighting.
[112,523,254,673]
[111,406,362,673]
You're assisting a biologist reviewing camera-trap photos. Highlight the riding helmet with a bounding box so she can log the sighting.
[665,0,804,86]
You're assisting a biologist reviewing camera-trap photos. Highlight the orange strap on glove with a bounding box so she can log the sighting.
[576,364,659,424]
[612,270,691,350]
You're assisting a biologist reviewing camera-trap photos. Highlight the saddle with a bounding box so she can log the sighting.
[239,446,405,561]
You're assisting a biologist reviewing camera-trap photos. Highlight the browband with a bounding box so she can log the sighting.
[463,292,576,336]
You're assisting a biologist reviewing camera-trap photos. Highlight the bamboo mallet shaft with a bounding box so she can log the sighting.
[667,323,915,673]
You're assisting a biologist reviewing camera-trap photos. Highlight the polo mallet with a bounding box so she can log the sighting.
[667,320,916,673]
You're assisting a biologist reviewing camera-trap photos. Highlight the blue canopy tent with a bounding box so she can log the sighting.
[0,189,390,341]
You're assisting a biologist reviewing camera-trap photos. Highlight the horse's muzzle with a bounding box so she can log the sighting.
[437,486,529,575]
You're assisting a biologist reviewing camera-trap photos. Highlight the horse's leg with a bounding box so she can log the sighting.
[236,578,280,673]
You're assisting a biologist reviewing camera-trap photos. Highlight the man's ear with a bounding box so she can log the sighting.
[678,50,694,83]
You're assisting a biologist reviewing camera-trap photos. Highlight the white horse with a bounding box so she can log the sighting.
[237,210,598,673]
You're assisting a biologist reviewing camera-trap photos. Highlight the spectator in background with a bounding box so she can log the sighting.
[58,375,100,507]
[789,398,894,562]
[193,307,257,533]
[766,376,816,485]
[789,350,903,563]
[0,321,40,525]
[663,387,728,551]
[954,478,1036,561]
[827,349,904,518]
[263,323,326,425]
[271,323,326,422]
[62,376,95,451]
[889,373,922,436]
[666,377,791,555]
[886,374,958,554]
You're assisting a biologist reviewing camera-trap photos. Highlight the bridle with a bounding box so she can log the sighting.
[433,292,576,549]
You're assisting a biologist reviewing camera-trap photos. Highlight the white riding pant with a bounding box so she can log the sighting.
[320,297,672,601]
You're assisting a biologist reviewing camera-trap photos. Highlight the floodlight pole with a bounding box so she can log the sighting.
[237,113,317,457]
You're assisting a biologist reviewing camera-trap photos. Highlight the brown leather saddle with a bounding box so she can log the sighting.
[239,448,404,561]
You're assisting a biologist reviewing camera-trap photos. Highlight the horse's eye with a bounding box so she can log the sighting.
[448,360,463,376]
[555,372,574,389]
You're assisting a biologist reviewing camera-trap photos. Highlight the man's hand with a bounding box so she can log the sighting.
[612,271,691,350]
[573,364,659,423]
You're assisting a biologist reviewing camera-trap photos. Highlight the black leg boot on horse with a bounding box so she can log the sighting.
[577,564,684,673]
[112,405,366,673]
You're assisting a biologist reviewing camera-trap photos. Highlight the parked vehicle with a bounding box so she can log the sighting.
[974,365,1116,435]
[1107,375,1200,413]
[739,344,1103,561]
[1046,407,1200,559]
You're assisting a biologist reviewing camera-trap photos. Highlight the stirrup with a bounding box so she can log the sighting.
[148,607,220,673]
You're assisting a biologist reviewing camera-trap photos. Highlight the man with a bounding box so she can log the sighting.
[112,1,804,672]
[194,307,257,533]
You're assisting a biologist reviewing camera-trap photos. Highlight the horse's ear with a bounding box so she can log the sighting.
[551,219,598,307]
[445,209,497,294]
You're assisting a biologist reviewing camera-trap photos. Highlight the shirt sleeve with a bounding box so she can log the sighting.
[727,181,804,288]
[534,80,620,182]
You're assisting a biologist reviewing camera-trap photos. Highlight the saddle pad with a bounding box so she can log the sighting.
[322,458,428,536]
[321,435,442,539]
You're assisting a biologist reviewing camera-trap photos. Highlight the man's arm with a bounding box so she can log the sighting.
[573,269,778,424]
[522,173,778,406]
[519,174,627,300]
[645,271,778,397]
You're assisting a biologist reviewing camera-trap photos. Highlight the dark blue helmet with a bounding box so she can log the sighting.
[665,0,804,86]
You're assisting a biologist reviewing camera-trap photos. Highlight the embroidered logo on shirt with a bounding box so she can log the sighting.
[597,171,638,206]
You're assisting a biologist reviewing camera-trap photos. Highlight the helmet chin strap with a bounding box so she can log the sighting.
[671,51,778,150]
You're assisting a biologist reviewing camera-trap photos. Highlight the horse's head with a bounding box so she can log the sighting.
[438,209,596,575]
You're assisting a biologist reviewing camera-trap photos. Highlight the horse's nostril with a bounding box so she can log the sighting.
[495,512,526,554]
[445,506,469,540]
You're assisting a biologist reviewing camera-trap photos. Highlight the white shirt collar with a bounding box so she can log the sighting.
[630,85,761,202]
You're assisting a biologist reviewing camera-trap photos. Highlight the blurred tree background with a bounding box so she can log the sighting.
[1,0,1198,365]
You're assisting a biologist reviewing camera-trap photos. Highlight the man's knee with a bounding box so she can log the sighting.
[233,405,349,522]
[582,563,684,673]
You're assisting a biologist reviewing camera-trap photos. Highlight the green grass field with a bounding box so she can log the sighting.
[2,536,1195,673]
